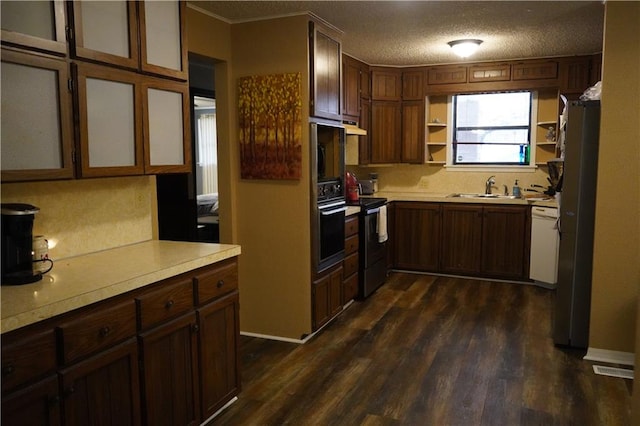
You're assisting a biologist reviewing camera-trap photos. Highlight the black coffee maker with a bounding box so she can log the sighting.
[1,203,43,285]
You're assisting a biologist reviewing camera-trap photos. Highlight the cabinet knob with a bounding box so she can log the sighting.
[64,386,76,397]
[99,326,111,338]
[165,300,175,309]
[192,323,200,333]
[216,280,224,289]
[49,395,61,406]
[2,364,15,376]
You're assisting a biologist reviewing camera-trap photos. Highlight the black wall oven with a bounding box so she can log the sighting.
[316,197,346,271]
[311,120,346,273]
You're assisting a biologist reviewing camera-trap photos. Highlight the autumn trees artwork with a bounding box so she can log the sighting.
[238,73,302,179]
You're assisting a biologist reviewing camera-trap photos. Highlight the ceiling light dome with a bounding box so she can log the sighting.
[448,39,483,58]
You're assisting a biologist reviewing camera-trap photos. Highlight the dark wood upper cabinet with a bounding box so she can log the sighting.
[359,98,372,165]
[371,68,402,101]
[401,100,425,163]
[401,69,424,100]
[1,0,67,55]
[512,60,558,80]
[559,56,592,95]
[342,55,361,119]
[371,101,402,163]
[427,66,467,86]
[309,21,341,121]
[468,63,511,83]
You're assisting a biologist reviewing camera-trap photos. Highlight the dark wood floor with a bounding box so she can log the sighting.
[210,272,633,425]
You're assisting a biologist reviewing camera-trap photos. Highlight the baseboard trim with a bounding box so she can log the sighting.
[584,347,635,367]
[240,299,356,345]
[240,331,307,344]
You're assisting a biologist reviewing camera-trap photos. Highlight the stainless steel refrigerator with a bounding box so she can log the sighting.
[552,100,600,348]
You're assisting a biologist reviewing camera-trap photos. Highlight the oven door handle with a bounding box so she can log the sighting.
[320,206,348,216]
[365,207,380,215]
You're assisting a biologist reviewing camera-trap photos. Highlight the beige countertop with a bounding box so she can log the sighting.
[1,240,241,334]
[346,206,361,216]
[372,191,559,208]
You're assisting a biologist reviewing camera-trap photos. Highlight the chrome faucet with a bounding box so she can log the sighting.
[485,175,496,194]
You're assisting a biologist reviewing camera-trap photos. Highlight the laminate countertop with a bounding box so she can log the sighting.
[372,191,559,208]
[1,240,241,334]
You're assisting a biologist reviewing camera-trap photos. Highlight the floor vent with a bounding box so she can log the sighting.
[592,365,634,380]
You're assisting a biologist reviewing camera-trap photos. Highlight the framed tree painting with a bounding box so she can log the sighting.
[238,72,302,180]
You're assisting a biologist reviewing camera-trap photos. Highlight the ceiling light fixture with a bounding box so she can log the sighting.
[448,39,483,58]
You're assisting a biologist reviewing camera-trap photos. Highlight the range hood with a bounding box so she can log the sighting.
[343,123,367,135]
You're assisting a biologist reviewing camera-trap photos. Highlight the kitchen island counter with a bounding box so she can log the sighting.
[1,240,241,334]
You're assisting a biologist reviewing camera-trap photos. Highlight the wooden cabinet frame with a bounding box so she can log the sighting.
[138,0,188,81]
[141,78,191,174]
[0,48,74,182]
[1,0,67,56]
[74,62,144,177]
[68,1,139,70]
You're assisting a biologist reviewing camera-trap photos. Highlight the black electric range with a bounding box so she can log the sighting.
[347,197,387,210]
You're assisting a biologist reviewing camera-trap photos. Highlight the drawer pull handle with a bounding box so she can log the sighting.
[2,364,15,376]
[99,326,111,338]
[165,300,175,309]
[217,280,224,288]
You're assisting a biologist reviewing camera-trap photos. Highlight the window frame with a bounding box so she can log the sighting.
[451,91,534,167]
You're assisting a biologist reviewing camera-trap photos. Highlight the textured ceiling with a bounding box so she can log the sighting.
[190,1,605,66]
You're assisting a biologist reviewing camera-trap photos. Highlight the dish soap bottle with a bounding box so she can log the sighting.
[512,179,522,198]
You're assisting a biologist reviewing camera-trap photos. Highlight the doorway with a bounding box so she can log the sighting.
[155,53,221,243]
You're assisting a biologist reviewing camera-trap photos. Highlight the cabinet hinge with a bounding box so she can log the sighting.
[71,150,77,164]
[65,26,73,42]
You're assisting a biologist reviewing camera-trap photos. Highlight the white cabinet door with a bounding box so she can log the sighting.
[1,0,67,55]
[1,49,73,181]
[70,1,138,70]
[76,63,144,177]
[139,0,187,80]
[143,80,190,173]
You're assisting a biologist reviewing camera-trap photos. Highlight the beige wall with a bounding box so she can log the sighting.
[186,4,237,244]
[1,176,157,259]
[635,292,640,425]
[589,2,640,354]
[230,15,313,339]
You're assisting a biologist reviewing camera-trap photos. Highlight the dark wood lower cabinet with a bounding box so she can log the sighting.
[441,204,483,275]
[394,202,441,271]
[61,339,140,426]
[1,258,240,426]
[198,292,240,420]
[1,375,60,426]
[313,264,343,330]
[139,313,200,426]
[392,202,531,280]
[481,205,530,279]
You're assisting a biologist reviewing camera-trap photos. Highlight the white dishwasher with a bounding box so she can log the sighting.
[529,206,560,288]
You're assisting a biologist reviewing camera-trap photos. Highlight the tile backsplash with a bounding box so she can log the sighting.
[1,176,157,260]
